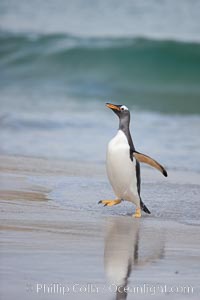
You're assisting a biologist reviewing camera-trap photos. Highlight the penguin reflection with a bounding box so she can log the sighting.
[104,217,165,300]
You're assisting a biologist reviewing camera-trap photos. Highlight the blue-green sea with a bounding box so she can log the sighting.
[0,0,200,172]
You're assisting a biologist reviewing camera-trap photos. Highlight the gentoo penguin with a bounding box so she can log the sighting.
[99,103,168,218]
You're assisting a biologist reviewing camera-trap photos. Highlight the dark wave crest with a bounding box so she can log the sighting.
[1,32,200,113]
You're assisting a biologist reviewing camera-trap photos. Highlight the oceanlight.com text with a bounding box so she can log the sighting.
[26,282,194,295]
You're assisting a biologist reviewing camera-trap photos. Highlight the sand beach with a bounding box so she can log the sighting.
[0,155,200,300]
[1,1,200,299]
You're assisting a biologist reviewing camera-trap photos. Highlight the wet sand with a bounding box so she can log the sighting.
[0,155,200,300]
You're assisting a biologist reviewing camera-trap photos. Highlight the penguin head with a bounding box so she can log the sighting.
[106,103,130,120]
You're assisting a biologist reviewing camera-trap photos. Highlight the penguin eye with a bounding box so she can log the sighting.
[120,105,128,111]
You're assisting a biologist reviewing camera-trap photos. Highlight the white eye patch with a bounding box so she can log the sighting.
[120,105,129,111]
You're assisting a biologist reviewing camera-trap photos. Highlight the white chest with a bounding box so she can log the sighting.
[108,130,129,151]
[106,130,131,176]
[106,130,139,203]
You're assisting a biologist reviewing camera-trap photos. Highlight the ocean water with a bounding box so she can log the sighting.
[0,0,200,172]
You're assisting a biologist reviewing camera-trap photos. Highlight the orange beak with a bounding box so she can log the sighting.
[106,103,121,111]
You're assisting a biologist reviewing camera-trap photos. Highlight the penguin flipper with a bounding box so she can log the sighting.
[133,151,168,177]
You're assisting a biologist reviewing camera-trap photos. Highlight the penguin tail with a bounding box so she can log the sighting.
[140,199,151,214]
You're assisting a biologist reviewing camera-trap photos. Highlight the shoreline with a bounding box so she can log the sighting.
[0,155,200,299]
[1,154,200,181]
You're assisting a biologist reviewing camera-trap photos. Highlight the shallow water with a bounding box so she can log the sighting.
[1,2,200,299]
[1,2,200,175]
[1,201,200,300]
[0,106,200,174]
[32,173,199,226]
[1,156,200,300]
